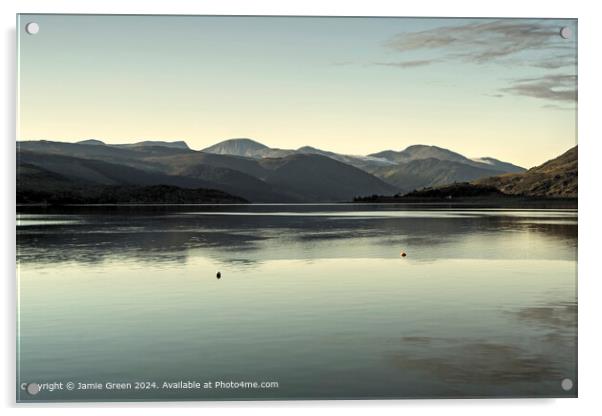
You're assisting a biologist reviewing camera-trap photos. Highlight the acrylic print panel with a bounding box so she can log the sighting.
[16,14,577,402]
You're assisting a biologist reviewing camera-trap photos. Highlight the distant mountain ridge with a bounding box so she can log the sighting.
[369,145,524,173]
[118,140,190,150]
[77,139,105,146]
[75,139,190,149]
[202,138,294,159]
[17,138,396,202]
[370,145,470,164]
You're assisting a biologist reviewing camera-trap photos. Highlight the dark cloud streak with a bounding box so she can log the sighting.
[385,20,573,65]
[374,59,439,69]
[502,74,577,102]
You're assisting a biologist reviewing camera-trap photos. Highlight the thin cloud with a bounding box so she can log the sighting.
[502,74,577,102]
[374,59,439,69]
[483,93,505,98]
[385,20,573,66]
[531,56,576,69]
[541,103,574,111]
[331,60,355,66]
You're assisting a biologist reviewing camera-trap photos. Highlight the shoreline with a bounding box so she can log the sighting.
[15,198,578,211]
[352,196,577,209]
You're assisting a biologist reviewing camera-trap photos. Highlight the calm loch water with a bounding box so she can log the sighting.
[16,204,577,401]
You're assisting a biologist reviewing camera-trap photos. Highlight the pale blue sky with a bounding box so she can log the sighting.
[18,15,577,167]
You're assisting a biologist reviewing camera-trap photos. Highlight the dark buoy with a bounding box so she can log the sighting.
[216,271,221,279]
[400,251,407,257]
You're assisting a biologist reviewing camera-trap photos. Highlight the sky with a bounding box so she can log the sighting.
[17,15,577,168]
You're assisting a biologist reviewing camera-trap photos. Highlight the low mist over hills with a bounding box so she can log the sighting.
[372,158,507,192]
[476,146,577,198]
[371,145,471,165]
[357,146,577,203]
[370,145,524,172]
[17,137,550,204]
[366,145,525,191]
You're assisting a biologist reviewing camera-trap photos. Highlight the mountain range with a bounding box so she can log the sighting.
[17,137,531,203]
[200,138,525,193]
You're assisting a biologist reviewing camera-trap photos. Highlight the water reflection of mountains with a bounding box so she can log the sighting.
[17,206,577,267]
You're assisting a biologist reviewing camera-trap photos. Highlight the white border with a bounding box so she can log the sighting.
[3,1,601,415]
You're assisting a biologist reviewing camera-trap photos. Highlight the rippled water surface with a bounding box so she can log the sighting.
[16,204,577,401]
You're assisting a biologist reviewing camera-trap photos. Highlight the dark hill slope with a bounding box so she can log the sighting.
[177,164,295,202]
[476,146,577,198]
[259,154,398,202]
[17,151,214,188]
[17,163,247,204]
